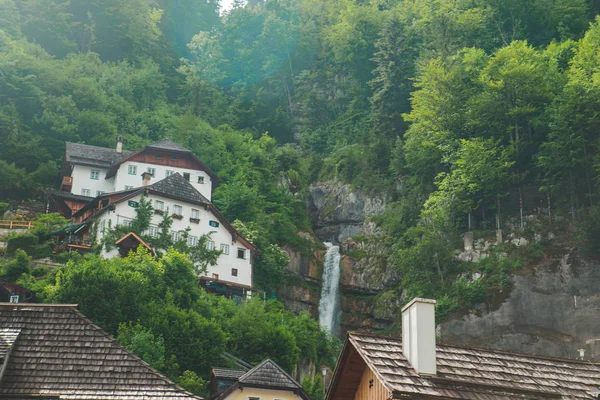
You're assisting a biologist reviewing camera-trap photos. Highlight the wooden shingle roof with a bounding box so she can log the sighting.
[65,142,133,168]
[0,304,201,400]
[329,332,600,400]
[210,368,246,381]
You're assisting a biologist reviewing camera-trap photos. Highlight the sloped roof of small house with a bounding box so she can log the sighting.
[327,332,600,400]
[212,359,310,400]
[150,172,211,205]
[210,367,246,381]
[65,142,133,168]
[0,303,201,400]
[146,139,193,153]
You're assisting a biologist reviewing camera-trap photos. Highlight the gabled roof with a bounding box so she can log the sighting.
[105,139,217,181]
[115,232,153,252]
[150,173,211,206]
[0,304,201,400]
[327,332,600,400]
[65,142,133,168]
[211,368,246,380]
[212,359,310,400]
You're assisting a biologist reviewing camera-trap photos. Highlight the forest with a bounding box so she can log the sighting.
[3,0,600,395]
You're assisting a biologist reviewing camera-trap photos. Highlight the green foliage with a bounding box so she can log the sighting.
[117,323,166,370]
[1,249,30,281]
[6,232,38,256]
[176,370,207,396]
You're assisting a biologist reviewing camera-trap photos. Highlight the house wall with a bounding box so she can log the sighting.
[223,387,302,400]
[114,161,212,200]
[353,366,390,400]
[96,193,253,287]
[70,165,114,197]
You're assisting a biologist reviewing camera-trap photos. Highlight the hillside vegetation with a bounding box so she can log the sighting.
[4,0,600,392]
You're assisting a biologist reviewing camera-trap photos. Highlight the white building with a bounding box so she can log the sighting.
[50,138,256,296]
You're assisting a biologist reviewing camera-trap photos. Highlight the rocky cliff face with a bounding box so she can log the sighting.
[440,247,600,361]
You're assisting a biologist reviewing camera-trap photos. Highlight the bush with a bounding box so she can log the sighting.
[583,206,600,254]
[1,250,31,281]
[0,202,9,216]
[6,233,38,256]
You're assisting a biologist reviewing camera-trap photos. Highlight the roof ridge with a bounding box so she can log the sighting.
[0,303,79,307]
[239,358,302,389]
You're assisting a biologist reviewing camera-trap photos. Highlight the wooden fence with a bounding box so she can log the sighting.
[0,220,33,230]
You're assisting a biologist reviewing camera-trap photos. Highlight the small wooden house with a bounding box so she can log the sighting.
[210,359,311,400]
[326,298,600,400]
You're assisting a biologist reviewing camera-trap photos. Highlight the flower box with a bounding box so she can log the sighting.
[172,213,183,220]
[189,217,200,224]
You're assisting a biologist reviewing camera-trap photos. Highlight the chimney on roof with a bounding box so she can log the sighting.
[141,171,152,186]
[402,298,437,375]
[116,135,123,153]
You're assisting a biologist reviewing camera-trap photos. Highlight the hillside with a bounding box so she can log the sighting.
[4,0,600,389]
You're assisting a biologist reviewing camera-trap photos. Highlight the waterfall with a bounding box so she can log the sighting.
[319,242,341,336]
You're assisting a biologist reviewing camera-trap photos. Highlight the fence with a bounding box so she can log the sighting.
[0,220,33,230]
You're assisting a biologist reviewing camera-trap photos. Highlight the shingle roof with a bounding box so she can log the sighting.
[342,332,600,400]
[238,359,302,389]
[0,304,201,400]
[149,173,211,205]
[0,329,20,360]
[65,142,133,168]
[146,139,192,153]
[211,368,246,380]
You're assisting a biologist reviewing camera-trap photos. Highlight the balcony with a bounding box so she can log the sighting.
[60,176,73,192]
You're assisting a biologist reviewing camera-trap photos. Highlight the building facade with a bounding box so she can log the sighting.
[50,138,256,295]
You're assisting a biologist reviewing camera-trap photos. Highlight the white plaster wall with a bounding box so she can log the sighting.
[114,161,212,200]
[70,165,114,196]
[96,193,252,287]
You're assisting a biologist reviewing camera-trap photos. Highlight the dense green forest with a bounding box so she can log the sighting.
[4,0,600,393]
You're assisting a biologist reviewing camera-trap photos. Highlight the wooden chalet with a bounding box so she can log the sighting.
[326,298,600,400]
[210,359,311,400]
[0,303,201,400]
[115,232,154,257]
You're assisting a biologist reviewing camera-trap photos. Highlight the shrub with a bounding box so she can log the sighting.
[6,232,38,256]
[1,250,31,281]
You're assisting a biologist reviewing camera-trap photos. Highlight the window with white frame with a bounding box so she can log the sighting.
[121,219,132,227]
[171,231,181,241]
[188,235,198,246]
[155,200,164,211]
[147,167,155,177]
[207,240,215,250]
[125,185,134,190]
[237,248,246,260]
[148,226,159,237]
[197,176,205,184]
[166,170,174,177]
[173,204,183,215]
[220,244,230,255]
[128,165,137,175]
[191,208,200,219]
[100,219,106,232]
[81,188,91,197]
[90,170,100,180]
[96,190,105,196]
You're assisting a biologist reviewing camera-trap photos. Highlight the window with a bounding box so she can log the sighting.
[209,220,219,228]
[81,188,91,197]
[183,172,190,181]
[220,244,230,255]
[197,176,205,184]
[166,170,174,177]
[148,226,159,237]
[155,200,164,211]
[173,204,183,215]
[96,190,105,196]
[90,170,100,180]
[237,248,246,260]
[207,240,215,251]
[171,157,178,162]
[121,219,132,227]
[188,235,198,246]
[125,185,134,190]
[231,268,238,277]
[248,397,260,400]
[191,208,200,219]
[128,165,137,175]
[147,167,155,177]
[171,231,181,241]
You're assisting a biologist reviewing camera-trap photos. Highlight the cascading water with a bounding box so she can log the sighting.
[318,242,341,336]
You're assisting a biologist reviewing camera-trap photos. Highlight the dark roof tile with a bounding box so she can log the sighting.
[148,173,210,206]
[211,368,246,380]
[146,140,192,153]
[238,359,302,389]
[65,143,133,168]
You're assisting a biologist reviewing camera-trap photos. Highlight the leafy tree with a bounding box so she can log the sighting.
[117,323,166,370]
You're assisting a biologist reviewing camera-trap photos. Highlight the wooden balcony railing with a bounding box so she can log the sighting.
[60,176,73,192]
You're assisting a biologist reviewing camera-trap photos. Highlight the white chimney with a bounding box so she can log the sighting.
[141,171,152,186]
[402,298,437,375]
[116,135,123,153]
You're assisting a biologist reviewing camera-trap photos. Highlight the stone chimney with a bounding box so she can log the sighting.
[116,135,123,153]
[402,298,437,375]
[141,171,152,186]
